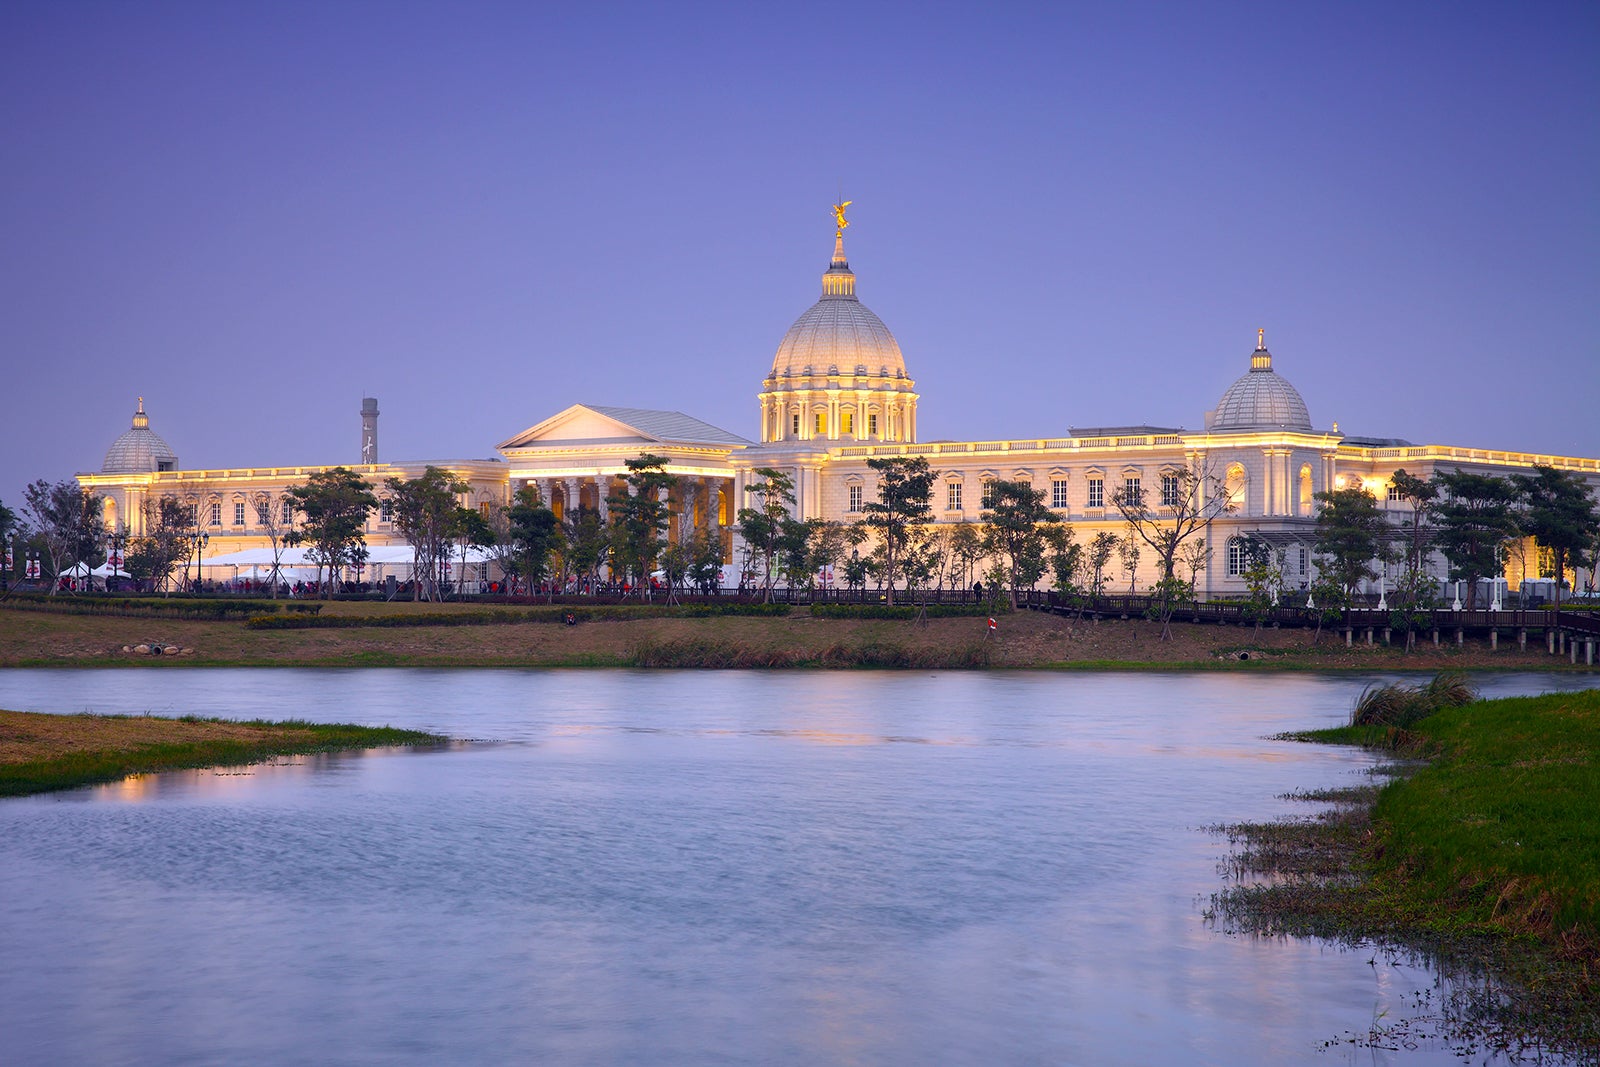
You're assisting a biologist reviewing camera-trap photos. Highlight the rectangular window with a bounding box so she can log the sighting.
[1386,483,1403,502]
[380,499,394,522]
[980,480,995,509]
[233,502,246,526]
[815,412,827,435]
[209,502,221,526]
[1086,478,1104,508]
[1051,479,1068,509]
[281,499,293,524]
[848,484,862,512]
[791,413,801,436]
[947,482,963,511]
[1299,545,1308,576]
[1124,477,1141,504]
[868,413,878,436]
[842,411,854,434]
[1161,474,1181,507]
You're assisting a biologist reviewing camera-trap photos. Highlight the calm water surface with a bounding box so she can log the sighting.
[1,669,1595,1066]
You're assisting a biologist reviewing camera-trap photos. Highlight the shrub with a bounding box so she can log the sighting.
[1350,670,1477,729]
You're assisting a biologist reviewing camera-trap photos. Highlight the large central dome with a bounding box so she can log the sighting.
[758,216,919,445]
[102,397,178,473]
[769,235,907,379]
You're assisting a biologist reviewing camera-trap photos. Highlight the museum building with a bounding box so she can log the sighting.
[78,215,1600,596]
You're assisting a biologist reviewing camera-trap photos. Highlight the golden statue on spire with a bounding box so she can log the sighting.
[833,200,852,237]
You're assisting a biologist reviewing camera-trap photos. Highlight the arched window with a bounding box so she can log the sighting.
[1298,465,1313,516]
[1225,464,1247,510]
[1227,537,1247,577]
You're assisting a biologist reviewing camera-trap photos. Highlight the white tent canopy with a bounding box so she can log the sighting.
[196,545,498,584]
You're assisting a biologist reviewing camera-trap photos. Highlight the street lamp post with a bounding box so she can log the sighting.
[191,529,209,595]
[107,526,127,592]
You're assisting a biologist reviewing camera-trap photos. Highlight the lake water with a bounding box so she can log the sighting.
[1,669,1596,1066]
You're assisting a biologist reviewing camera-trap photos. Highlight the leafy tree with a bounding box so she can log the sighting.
[1430,471,1520,610]
[687,528,725,594]
[1387,468,1438,576]
[504,484,563,600]
[1083,531,1119,617]
[1312,488,1388,602]
[384,466,472,601]
[1237,535,1282,635]
[980,479,1052,609]
[249,490,293,598]
[608,454,677,597]
[1306,573,1348,646]
[562,506,608,588]
[1512,464,1600,611]
[0,499,20,591]
[1387,564,1439,652]
[946,522,984,595]
[1043,522,1082,599]
[842,522,872,596]
[22,479,105,595]
[126,496,193,594]
[860,457,936,606]
[1117,530,1141,594]
[286,467,379,597]
[737,467,796,603]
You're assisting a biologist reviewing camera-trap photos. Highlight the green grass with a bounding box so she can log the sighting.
[0,717,448,797]
[1289,685,1600,958]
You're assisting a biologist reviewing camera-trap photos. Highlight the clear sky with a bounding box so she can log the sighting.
[3,1,1596,513]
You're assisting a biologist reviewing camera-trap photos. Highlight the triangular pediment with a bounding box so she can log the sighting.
[498,404,750,452]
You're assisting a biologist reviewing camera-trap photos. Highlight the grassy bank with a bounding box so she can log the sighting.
[4,602,1593,670]
[0,709,447,797]
[1214,683,1600,1059]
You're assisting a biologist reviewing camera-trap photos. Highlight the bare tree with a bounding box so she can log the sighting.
[1112,460,1235,638]
[250,490,293,598]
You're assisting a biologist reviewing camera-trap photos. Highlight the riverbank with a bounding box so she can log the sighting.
[2,602,1590,670]
[1213,686,1600,1061]
[0,709,446,797]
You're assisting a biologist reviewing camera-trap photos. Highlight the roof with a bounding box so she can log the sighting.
[1207,340,1313,433]
[498,403,750,452]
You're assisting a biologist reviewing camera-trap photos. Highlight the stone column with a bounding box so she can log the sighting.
[564,478,580,519]
[597,475,610,523]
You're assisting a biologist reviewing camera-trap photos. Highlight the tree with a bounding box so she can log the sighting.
[1043,522,1082,599]
[1312,488,1388,602]
[249,490,293,598]
[1083,531,1119,618]
[126,496,192,594]
[504,484,563,600]
[1387,469,1438,577]
[859,456,936,606]
[737,467,796,603]
[1431,471,1520,610]
[1237,535,1282,635]
[1113,461,1234,639]
[286,467,379,597]
[608,453,676,596]
[1513,465,1600,612]
[807,519,851,597]
[946,522,984,595]
[1117,530,1141,594]
[0,499,19,592]
[22,479,105,595]
[1177,537,1210,599]
[980,479,1052,609]
[385,467,472,601]
[687,528,725,595]
[562,506,608,589]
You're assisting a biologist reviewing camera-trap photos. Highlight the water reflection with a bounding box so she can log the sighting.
[0,669,1594,1065]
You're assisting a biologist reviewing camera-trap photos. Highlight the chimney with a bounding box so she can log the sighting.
[361,398,379,464]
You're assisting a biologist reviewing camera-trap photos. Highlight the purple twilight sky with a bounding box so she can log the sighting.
[3,1,1597,512]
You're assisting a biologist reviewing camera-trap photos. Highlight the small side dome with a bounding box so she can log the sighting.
[103,398,179,473]
[1208,332,1312,433]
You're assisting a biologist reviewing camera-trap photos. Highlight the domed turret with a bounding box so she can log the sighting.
[102,398,179,473]
[759,204,919,444]
[1207,331,1312,433]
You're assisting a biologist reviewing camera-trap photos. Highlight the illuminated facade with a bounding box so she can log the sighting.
[80,215,1600,595]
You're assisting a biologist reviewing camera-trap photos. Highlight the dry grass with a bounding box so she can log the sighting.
[0,709,323,764]
[0,603,1578,670]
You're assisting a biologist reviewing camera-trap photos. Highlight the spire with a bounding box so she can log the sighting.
[822,202,856,299]
[1250,329,1273,372]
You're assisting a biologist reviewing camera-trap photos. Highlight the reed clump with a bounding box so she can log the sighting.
[1349,670,1476,729]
